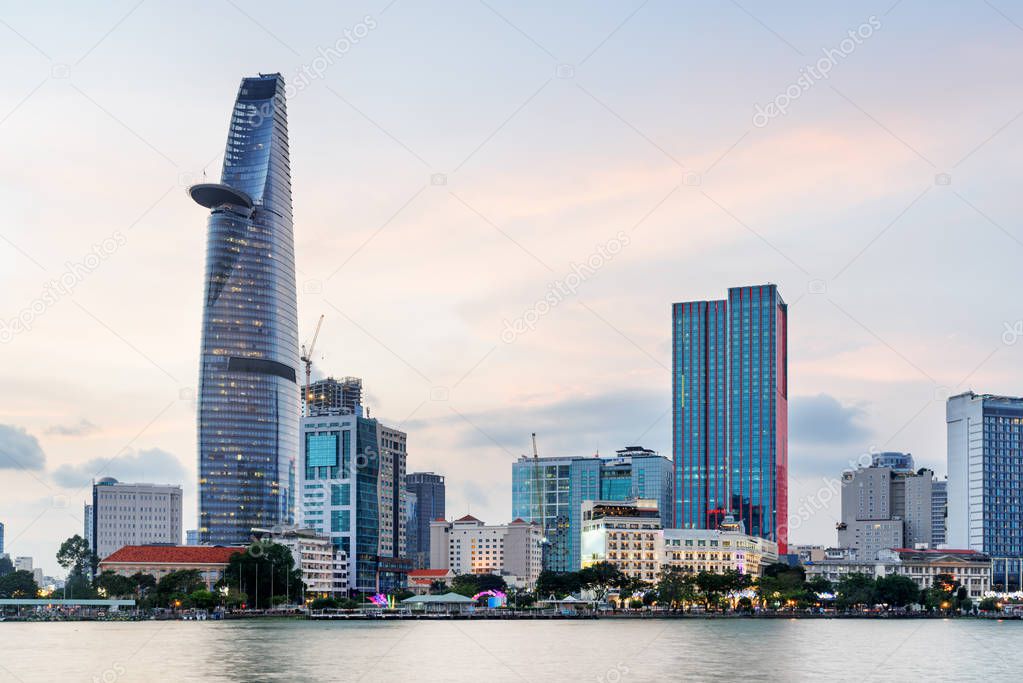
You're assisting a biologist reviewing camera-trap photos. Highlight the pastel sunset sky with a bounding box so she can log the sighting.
[2,0,1022,575]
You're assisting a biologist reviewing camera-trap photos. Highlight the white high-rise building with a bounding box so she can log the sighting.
[91,478,182,560]
[947,392,1023,555]
[429,515,543,589]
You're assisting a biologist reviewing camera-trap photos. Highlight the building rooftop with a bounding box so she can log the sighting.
[408,569,452,578]
[101,545,244,565]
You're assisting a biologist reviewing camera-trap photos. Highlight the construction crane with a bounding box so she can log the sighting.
[300,314,324,416]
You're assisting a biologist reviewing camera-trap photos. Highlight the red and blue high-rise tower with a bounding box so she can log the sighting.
[673,284,788,551]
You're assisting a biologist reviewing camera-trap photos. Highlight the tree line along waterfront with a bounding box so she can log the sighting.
[0,534,1013,618]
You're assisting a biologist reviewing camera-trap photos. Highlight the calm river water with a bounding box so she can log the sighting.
[0,618,1020,681]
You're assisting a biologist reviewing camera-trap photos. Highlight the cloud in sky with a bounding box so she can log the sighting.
[407,387,670,459]
[789,393,871,447]
[51,447,187,489]
[44,419,99,437]
[0,425,46,471]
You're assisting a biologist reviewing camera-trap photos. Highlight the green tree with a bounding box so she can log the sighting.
[56,535,98,578]
[428,579,448,595]
[94,571,135,598]
[157,569,206,606]
[979,597,1001,612]
[450,573,480,597]
[926,573,961,614]
[64,574,97,600]
[189,590,218,610]
[656,566,699,610]
[757,564,811,609]
[131,572,157,596]
[310,597,339,610]
[836,573,877,611]
[513,590,536,608]
[579,562,626,602]
[0,555,14,577]
[875,575,919,609]
[218,544,303,609]
[535,570,582,599]
[695,571,735,610]
[0,570,39,598]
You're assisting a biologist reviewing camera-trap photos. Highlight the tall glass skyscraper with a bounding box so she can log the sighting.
[673,284,788,551]
[190,73,300,545]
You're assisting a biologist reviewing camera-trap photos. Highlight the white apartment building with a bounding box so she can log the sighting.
[91,478,182,560]
[661,526,779,577]
[430,516,543,589]
[251,527,348,597]
[580,499,663,582]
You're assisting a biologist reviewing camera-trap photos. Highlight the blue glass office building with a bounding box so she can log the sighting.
[300,413,376,591]
[948,392,1023,587]
[191,74,300,545]
[511,447,673,571]
[673,284,788,551]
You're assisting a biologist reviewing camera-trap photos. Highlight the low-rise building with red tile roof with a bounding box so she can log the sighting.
[99,545,246,589]
[407,568,454,595]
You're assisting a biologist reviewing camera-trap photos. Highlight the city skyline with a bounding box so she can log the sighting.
[3,2,1023,575]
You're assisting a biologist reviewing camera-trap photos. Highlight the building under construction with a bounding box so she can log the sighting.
[305,377,363,416]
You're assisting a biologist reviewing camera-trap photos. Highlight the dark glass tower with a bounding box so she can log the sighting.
[406,472,446,568]
[190,73,300,545]
[673,284,788,551]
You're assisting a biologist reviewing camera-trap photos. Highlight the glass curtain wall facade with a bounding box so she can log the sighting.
[406,472,446,569]
[673,284,788,551]
[673,299,728,532]
[192,73,300,545]
[947,392,1023,586]
[299,413,385,593]
[511,450,673,571]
